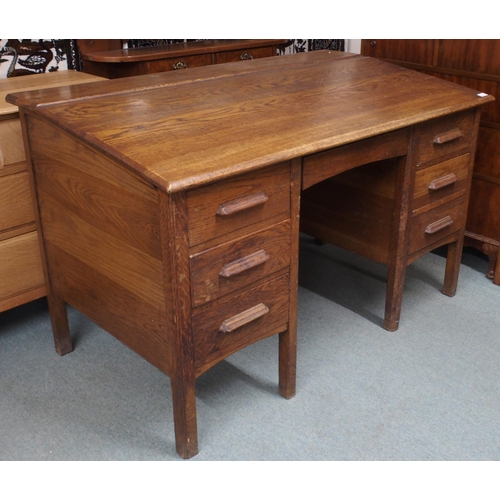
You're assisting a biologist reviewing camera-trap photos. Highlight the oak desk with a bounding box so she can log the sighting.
[8,51,493,458]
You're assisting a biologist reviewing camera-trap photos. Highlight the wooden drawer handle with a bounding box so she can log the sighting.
[220,249,270,278]
[433,129,464,144]
[425,216,454,234]
[219,303,270,333]
[216,191,269,216]
[240,52,254,61]
[428,173,458,191]
[173,61,188,70]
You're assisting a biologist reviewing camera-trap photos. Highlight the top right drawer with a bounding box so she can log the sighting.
[413,110,475,168]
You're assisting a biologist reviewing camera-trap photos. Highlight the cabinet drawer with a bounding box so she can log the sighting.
[0,231,44,300]
[0,171,35,233]
[412,154,470,212]
[192,273,290,372]
[190,220,291,306]
[187,162,291,247]
[144,54,213,73]
[409,196,466,254]
[0,118,25,167]
[414,110,475,166]
[215,46,274,64]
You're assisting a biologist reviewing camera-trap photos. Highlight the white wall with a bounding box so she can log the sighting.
[345,39,362,54]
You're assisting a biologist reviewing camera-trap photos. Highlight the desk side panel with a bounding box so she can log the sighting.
[25,115,174,376]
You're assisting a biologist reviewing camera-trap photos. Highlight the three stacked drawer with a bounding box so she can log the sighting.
[186,162,293,375]
[409,110,475,258]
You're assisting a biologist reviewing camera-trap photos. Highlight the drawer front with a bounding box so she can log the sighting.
[414,110,475,166]
[0,118,24,167]
[215,46,274,64]
[409,196,466,254]
[0,171,35,232]
[412,154,470,212]
[144,54,213,73]
[0,231,44,300]
[187,162,291,247]
[302,128,409,190]
[192,273,289,370]
[190,220,291,306]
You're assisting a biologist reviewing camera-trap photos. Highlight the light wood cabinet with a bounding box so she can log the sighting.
[0,71,105,312]
[362,39,500,285]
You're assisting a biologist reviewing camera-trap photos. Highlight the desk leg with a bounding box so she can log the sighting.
[384,260,407,332]
[47,293,73,355]
[383,155,413,332]
[442,239,462,296]
[279,158,301,399]
[279,328,296,399]
[171,374,198,459]
[159,190,199,458]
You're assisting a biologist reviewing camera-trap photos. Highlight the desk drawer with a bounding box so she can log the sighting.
[190,220,291,306]
[187,162,291,247]
[192,273,289,372]
[0,171,35,233]
[0,231,44,300]
[414,110,474,166]
[412,154,470,212]
[0,118,24,167]
[409,196,466,254]
[215,46,274,64]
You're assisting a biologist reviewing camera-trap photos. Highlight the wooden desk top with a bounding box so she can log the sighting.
[8,51,493,193]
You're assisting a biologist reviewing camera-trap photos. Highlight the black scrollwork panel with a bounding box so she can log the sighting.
[0,39,78,78]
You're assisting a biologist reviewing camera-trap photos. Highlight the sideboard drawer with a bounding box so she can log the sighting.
[0,231,45,300]
[187,162,291,247]
[409,196,466,254]
[0,118,24,167]
[215,46,274,64]
[144,54,213,73]
[190,220,291,306]
[414,110,474,166]
[192,273,290,372]
[412,154,470,212]
[0,171,35,232]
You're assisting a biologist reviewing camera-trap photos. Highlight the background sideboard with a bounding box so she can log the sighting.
[0,39,345,79]
[362,40,500,285]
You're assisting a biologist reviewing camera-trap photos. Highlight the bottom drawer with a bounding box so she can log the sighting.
[409,197,466,255]
[192,273,290,374]
[0,231,45,302]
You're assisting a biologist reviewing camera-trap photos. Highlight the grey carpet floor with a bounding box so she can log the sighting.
[1,236,499,461]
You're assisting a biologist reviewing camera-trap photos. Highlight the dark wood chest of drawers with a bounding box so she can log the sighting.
[77,39,287,78]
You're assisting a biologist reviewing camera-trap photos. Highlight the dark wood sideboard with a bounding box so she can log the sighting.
[362,40,500,285]
[77,39,287,78]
